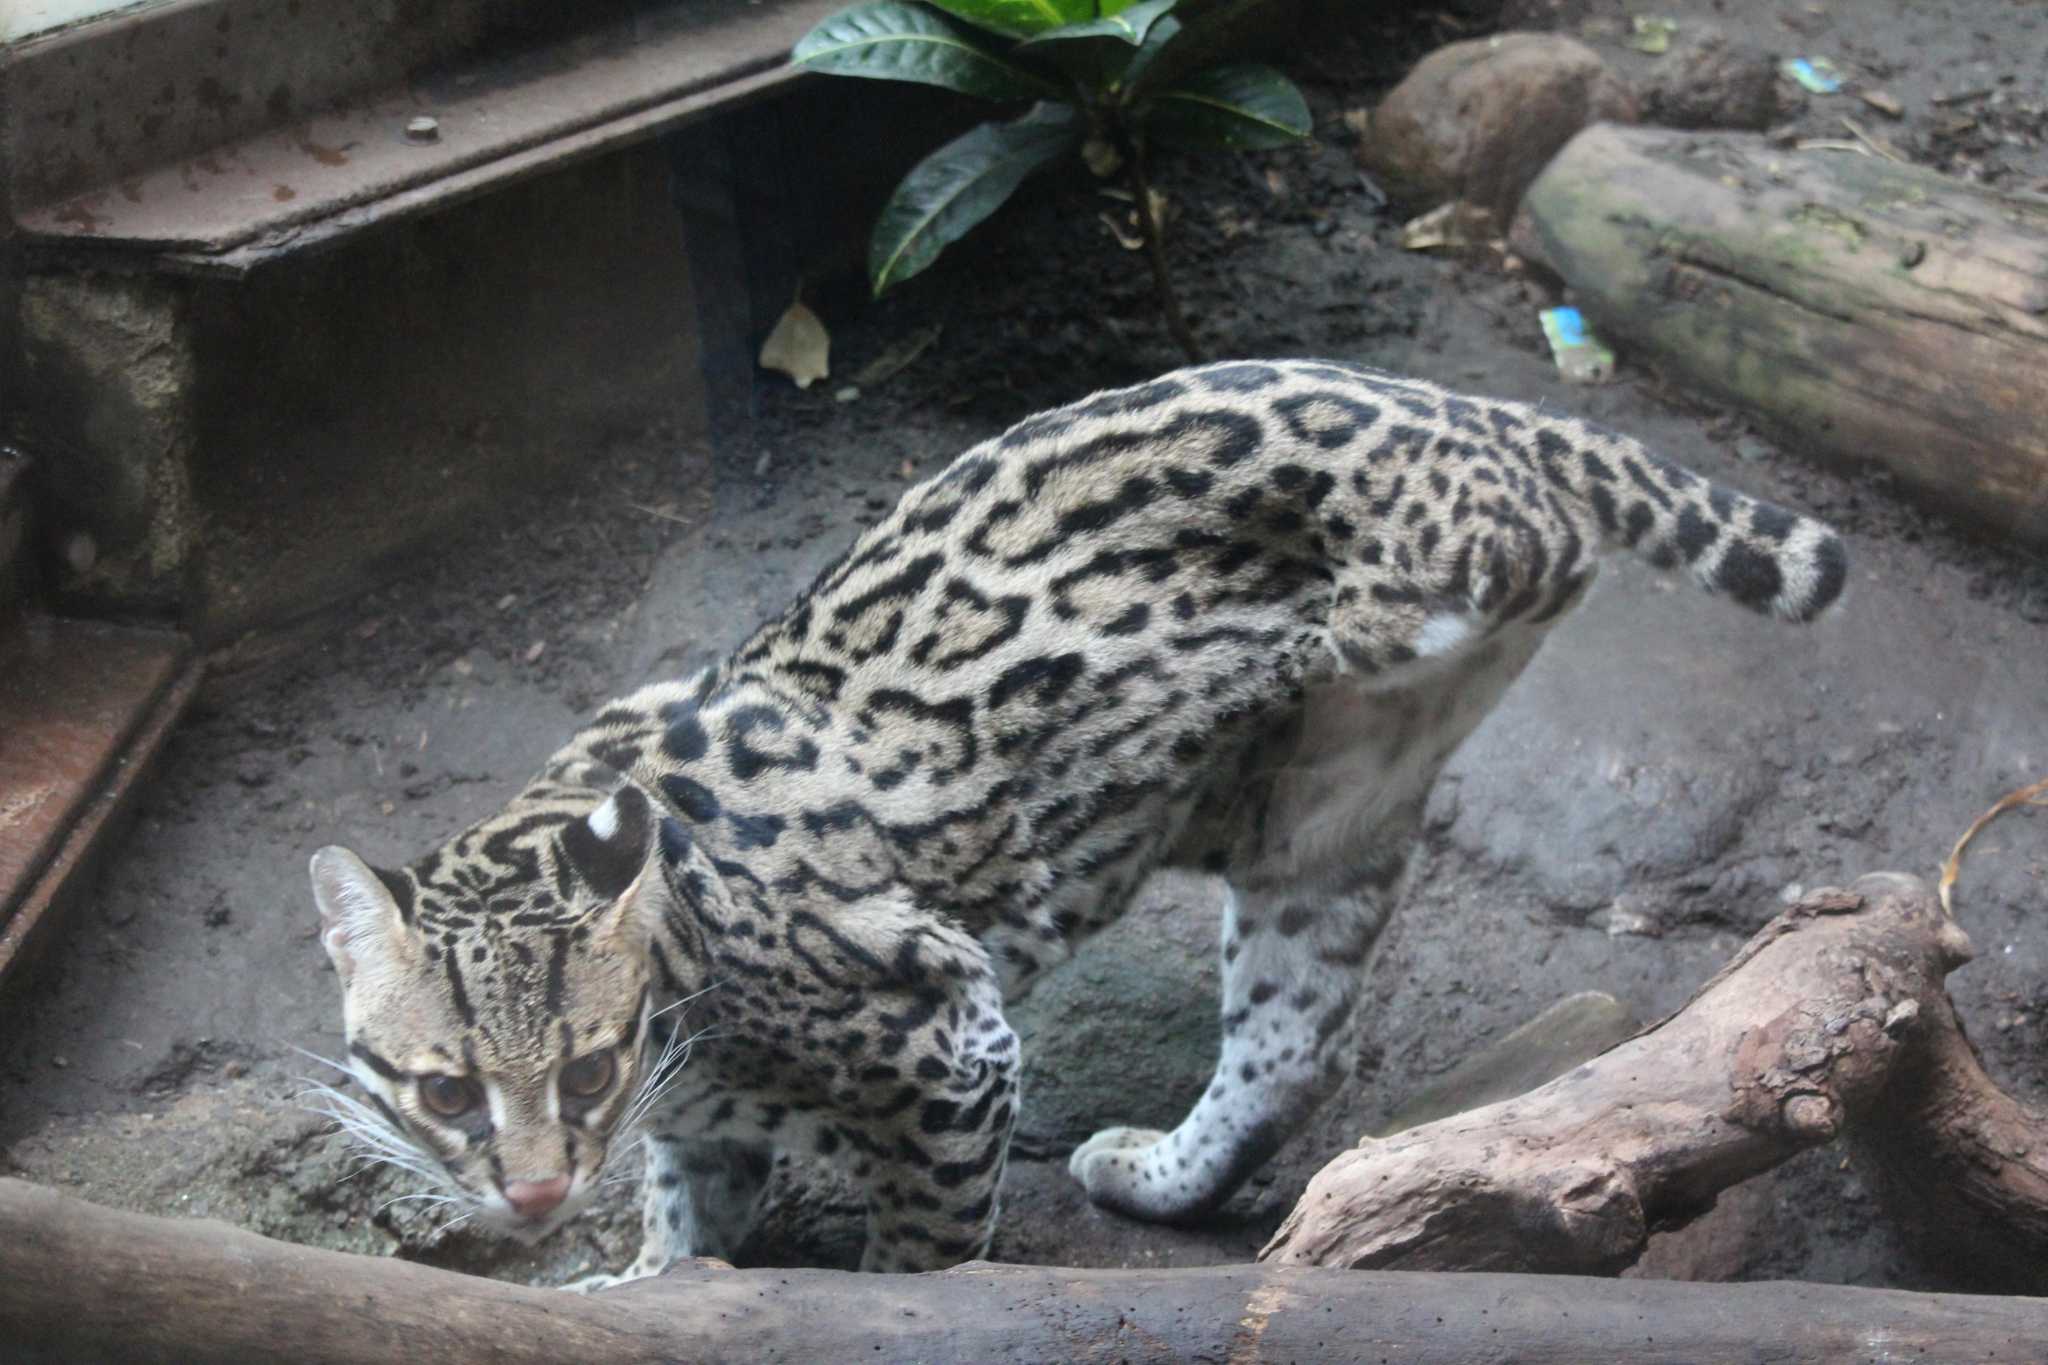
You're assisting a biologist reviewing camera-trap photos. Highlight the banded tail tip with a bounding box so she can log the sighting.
[1707,515,1847,624]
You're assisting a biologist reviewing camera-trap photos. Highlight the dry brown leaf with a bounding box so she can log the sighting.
[1840,116,1907,163]
[1099,210,1145,251]
[1400,202,1491,251]
[1082,136,1122,179]
[759,299,830,389]
[1939,775,2048,918]
[852,323,942,388]
[1145,188,1170,231]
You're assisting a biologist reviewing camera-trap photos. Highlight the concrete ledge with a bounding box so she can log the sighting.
[2,0,953,635]
[0,617,201,998]
[6,0,843,274]
[14,140,713,633]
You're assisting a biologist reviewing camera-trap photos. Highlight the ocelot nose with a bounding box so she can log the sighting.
[502,1174,571,1219]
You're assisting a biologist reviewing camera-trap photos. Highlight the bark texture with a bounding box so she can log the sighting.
[3,1175,2047,1363]
[1262,872,2048,1293]
[1516,122,2048,550]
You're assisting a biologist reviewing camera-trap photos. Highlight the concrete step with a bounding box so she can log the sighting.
[0,616,202,1000]
[7,0,846,277]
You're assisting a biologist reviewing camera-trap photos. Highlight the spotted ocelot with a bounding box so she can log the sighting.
[309,359,1846,1281]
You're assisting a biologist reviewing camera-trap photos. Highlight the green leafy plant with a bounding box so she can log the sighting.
[793,0,1310,360]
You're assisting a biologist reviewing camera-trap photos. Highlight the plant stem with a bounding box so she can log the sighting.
[1127,145,1202,363]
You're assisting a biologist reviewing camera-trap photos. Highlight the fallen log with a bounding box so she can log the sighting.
[3,1176,2047,1364]
[1261,873,2048,1289]
[1514,122,2048,550]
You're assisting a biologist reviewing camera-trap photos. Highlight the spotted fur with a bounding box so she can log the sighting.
[311,359,1846,1277]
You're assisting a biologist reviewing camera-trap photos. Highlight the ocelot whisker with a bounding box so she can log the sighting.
[286,1044,353,1075]
[375,1192,466,1216]
[650,978,728,1022]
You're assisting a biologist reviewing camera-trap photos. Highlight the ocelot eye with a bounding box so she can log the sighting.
[560,1051,616,1099]
[418,1073,480,1119]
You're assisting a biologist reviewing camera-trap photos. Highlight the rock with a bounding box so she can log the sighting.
[1624,1177,1777,1281]
[1497,0,1595,26]
[1640,26,1780,131]
[1359,33,1637,227]
[1376,991,1640,1136]
[1007,869,1225,1151]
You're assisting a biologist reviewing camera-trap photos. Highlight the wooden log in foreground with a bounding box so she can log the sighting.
[1262,873,2048,1289]
[1515,122,2048,550]
[2,1176,2046,1364]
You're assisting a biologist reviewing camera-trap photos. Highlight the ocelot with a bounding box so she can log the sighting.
[308,359,1845,1280]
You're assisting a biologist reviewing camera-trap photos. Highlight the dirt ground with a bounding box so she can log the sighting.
[5,0,2047,1297]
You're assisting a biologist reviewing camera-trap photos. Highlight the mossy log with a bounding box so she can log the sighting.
[1262,873,2048,1292]
[1516,122,2048,550]
[3,1176,2048,1363]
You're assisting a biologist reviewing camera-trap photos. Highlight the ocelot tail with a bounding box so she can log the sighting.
[309,359,1845,1280]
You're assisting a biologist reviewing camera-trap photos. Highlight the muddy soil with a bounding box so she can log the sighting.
[5,0,2047,1296]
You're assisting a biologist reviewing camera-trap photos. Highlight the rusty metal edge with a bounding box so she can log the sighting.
[17,62,811,281]
[0,450,31,638]
[0,652,203,1009]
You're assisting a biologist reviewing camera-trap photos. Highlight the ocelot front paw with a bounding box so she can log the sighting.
[1067,1126,1176,1219]
[563,1271,629,1295]
[562,1257,661,1294]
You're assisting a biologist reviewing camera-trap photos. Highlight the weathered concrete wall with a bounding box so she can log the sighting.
[14,271,198,614]
[7,138,709,634]
[181,139,708,638]
[1,68,978,638]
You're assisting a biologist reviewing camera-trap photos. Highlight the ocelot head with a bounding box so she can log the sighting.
[308,782,677,1241]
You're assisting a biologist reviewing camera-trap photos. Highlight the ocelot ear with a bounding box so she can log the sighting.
[559,784,656,904]
[309,847,416,987]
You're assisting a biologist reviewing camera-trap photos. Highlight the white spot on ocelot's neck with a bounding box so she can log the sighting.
[1415,613,1475,658]
[587,795,620,841]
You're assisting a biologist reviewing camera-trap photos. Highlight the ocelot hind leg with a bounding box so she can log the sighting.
[1070,623,1550,1221]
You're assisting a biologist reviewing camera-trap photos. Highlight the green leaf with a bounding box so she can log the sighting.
[1015,0,1177,93]
[1142,62,1310,150]
[1116,12,1181,94]
[923,0,1095,39]
[871,105,1081,295]
[1018,0,1178,47]
[793,2,1060,102]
